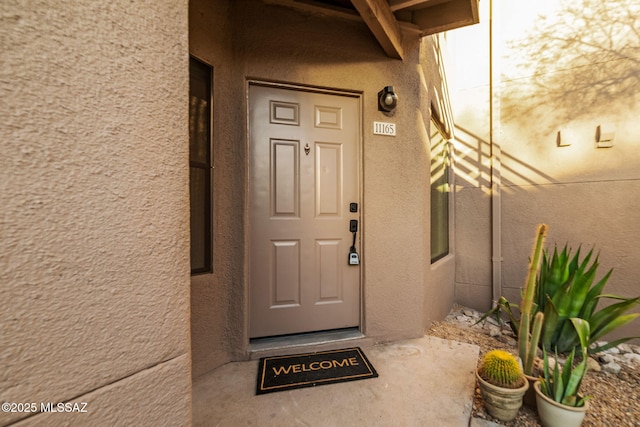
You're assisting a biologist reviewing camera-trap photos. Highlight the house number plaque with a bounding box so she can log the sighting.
[373,121,396,136]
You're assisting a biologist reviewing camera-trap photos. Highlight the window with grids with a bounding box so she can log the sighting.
[189,57,213,274]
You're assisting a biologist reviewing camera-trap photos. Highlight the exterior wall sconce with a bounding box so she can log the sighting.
[595,124,615,148]
[378,86,398,112]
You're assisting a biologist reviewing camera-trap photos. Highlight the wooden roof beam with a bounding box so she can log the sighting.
[411,0,479,36]
[351,0,404,60]
[388,0,430,12]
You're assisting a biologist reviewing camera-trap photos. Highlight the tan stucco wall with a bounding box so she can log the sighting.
[188,0,241,379]
[421,38,457,324]
[1,1,191,425]
[189,0,456,376]
[446,0,493,312]
[449,0,640,342]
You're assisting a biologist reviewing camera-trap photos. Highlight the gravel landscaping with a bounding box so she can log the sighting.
[427,304,640,427]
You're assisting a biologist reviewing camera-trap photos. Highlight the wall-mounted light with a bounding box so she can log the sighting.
[378,86,398,112]
[595,124,615,148]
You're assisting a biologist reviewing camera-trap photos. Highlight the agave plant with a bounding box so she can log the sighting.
[478,296,520,335]
[539,318,591,407]
[537,245,640,354]
[479,237,640,356]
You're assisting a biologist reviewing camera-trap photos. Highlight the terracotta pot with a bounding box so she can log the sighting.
[476,369,529,422]
[523,373,538,409]
[533,381,588,427]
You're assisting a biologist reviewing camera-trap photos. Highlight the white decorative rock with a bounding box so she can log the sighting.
[462,308,476,317]
[603,362,622,375]
[599,354,616,364]
[604,346,621,354]
[622,353,640,365]
[618,343,633,354]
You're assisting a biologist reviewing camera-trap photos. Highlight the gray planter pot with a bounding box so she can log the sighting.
[534,381,588,427]
[476,369,529,422]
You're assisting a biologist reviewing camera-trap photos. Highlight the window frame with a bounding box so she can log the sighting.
[430,117,453,264]
[189,56,214,275]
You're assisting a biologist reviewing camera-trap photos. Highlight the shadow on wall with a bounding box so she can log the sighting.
[501,0,640,136]
[453,125,558,194]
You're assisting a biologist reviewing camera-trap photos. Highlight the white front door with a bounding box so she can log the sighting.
[249,84,361,338]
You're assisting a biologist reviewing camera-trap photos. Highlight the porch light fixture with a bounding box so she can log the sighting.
[378,86,398,112]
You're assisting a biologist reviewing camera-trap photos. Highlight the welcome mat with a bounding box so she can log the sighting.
[256,347,378,395]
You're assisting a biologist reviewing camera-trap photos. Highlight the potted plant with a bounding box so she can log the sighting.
[478,225,547,406]
[534,318,591,427]
[476,349,529,422]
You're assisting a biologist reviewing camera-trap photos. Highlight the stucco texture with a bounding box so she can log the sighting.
[189,0,456,376]
[1,1,191,425]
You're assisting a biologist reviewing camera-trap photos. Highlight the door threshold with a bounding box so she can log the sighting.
[248,328,371,360]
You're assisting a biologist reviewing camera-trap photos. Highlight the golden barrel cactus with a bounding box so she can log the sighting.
[479,350,525,389]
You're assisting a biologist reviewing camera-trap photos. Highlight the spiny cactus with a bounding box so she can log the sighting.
[519,224,547,375]
[479,350,525,389]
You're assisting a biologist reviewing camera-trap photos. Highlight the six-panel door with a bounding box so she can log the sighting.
[249,84,361,338]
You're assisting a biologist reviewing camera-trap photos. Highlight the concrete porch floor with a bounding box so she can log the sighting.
[193,336,480,426]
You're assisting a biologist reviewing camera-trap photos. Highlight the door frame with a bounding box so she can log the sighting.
[245,80,365,344]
